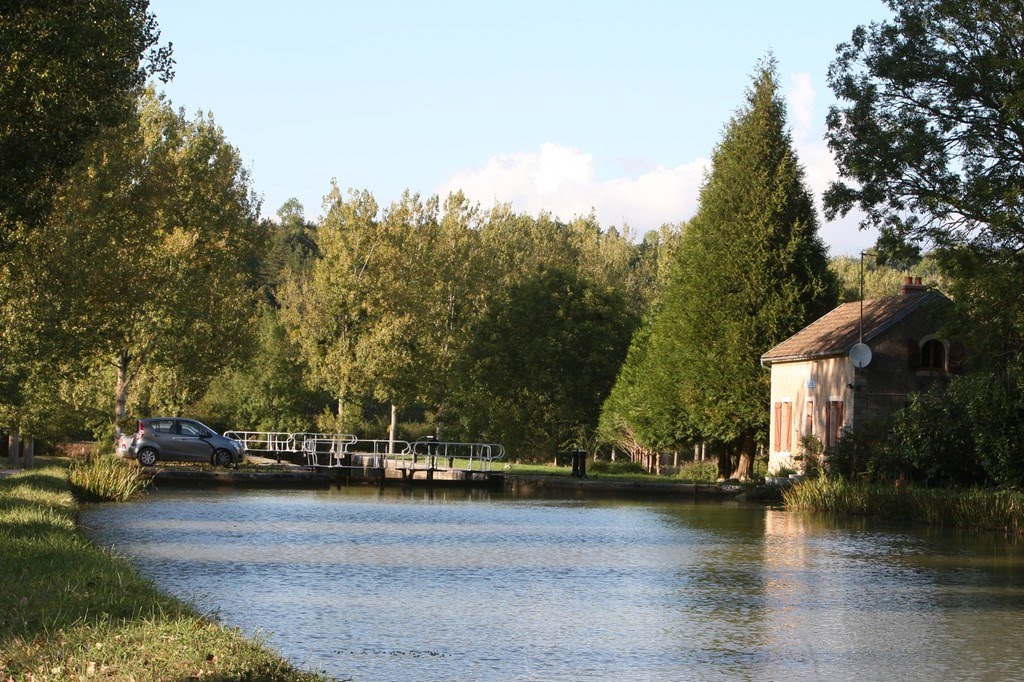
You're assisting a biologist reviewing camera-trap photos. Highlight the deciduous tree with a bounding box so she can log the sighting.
[4,91,261,437]
[0,0,172,240]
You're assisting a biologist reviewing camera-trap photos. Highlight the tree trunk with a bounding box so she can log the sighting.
[388,403,397,457]
[7,427,19,469]
[24,436,33,469]
[716,445,731,481]
[114,349,131,440]
[731,430,755,481]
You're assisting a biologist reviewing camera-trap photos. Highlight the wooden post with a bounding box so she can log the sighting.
[24,436,33,469]
[8,427,20,469]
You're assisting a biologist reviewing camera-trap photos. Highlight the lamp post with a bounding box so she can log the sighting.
[859,249,878,344]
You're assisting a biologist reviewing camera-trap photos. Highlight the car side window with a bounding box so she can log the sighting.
[178,421,202,437]
[151,420,174,434]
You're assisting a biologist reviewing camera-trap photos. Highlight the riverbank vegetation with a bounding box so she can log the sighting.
[68,453,151,502]
[0,460,327,680]
[784,477,1024,536]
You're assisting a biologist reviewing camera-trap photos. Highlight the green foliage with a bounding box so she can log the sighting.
[826,0,1024,372]
[590,459,645,475]
[888,387,982,486]
[675,460,721,483]
[827,363,1024,489]
[826,0,1024,259]
[617,59,837,475]
[0,0,173,238]
[68,454,151,502]
[455,267,636,459]
[599,316,694,452]
[953,366,1024,488]
[195,306,329,432]
[2,90,262,438]
[794,434,825,477]
[259,198,320,305]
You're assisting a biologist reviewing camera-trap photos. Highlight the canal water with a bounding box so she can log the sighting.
[80,486,1024,681]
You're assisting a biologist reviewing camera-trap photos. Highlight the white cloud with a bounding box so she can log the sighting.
[788,72,815,138]
[438,143,706,232]
[787,71,876,256]
[437,74,878,256]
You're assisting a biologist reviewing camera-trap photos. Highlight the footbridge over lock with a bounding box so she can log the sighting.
[222,430,506,486]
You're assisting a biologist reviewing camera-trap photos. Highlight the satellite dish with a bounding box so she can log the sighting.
[849,342,872,369]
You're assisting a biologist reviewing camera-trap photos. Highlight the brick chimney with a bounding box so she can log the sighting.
[900,275,927,296]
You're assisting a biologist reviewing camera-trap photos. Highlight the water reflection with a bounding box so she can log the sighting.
[80,487,1024,681]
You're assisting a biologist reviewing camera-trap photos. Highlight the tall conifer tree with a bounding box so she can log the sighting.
[644,59,837,479]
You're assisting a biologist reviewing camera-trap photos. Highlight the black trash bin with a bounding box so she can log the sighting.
[570,449,587,478]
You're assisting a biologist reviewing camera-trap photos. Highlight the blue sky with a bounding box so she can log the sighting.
[148,0,892,256]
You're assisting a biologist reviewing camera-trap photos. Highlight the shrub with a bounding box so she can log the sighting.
[955,367,1024,488]
[889,386,983,486]
[589,458,645,475]
[675,460,720,483]
[794,434,824,477]
[68,454,151,502]
[824,420,892,481]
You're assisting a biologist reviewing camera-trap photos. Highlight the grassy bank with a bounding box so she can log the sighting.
[508,459,723,483]
[783,476,1024,535]
[0,459,330,680]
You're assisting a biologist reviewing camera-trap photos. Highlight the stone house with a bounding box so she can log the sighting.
[760,277,962,474]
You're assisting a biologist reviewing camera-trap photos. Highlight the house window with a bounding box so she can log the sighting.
[921,339,945,371]
[805,400,814,436]
[825,400,844,448]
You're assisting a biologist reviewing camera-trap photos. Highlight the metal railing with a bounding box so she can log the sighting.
[223,431,298,454]
[300,435,389,468]
[224,430,504,472]
[391,438,506,472]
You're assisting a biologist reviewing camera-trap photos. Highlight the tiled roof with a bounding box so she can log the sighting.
[761,291,943,364]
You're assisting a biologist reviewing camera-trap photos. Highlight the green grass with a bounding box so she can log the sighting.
[783,476,1024,535]
[0,459,331,680]
[506,459,725,484]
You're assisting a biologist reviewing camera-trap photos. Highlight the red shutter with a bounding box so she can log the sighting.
[908,339,921,370]
[773,402,782,451]
[825,402,832,447]
[833,400,844,445]
[782,402,793,451]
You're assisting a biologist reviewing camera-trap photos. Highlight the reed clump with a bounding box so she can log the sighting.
[783,476,1024,536]
[68,453,152,502]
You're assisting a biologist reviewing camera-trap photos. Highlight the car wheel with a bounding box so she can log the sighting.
[138,448,158,466]
[214,449,234,467]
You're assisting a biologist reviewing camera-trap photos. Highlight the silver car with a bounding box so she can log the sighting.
[127,417,245,467]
